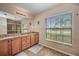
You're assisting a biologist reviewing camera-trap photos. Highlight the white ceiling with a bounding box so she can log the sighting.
[0,3,78,16]
[0,11,23,20]
[11,3,60,15]
[0,3,78,20]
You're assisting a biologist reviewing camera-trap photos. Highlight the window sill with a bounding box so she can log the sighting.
[46,39,72,47]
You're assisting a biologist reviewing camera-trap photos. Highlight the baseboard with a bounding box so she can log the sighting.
[39,43,75,56]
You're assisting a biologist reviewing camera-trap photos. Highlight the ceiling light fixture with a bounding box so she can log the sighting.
[16,11,26,17]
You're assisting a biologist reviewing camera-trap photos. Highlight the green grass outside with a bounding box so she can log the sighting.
[46,28,71,44]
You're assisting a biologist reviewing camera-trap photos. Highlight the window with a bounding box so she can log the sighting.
[46,13,72,44]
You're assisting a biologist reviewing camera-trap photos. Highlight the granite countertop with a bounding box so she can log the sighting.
[0,32,38,40]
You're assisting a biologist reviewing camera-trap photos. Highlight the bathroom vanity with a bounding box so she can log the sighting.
[0,32,39,56]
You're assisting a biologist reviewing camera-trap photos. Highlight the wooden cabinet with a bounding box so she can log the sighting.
[31,35,36,46]
[11,37,21,55]
[0,33,39,56]
[21,36,30,50]
[35,34,39,44]
[0,40,9,56]
[8,40,12,55]
[26,36,30,48]
[21,36,27,50]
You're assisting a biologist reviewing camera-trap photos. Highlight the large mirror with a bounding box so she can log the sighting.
[0,11,33,35]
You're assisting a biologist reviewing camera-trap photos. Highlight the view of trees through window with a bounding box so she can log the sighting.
[46,13,72,44]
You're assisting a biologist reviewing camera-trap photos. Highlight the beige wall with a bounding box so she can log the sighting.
[33,4,79,55]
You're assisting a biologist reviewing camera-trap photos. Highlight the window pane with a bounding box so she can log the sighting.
[46,13,72,44]
[56,28,63,42]
[50,16,60,41]
[62,28,71,43]
[61,13,72,43]
[50,29,57,40]
[46,29,51,39]
[46,18,51,28]
[52,15,62,42]
[61,13,72,28]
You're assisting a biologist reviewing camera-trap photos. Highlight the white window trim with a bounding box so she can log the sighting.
[45,11,74,46]
[46,39,72,47]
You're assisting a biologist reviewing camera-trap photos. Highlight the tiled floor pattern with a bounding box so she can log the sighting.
[16,44,67,56]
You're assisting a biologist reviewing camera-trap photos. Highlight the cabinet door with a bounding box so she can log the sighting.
[8,40,12,55]
[0,40,9,56]
[31,35,35,46]
[11,37,21,55]
[35,34,39,44]
[26,36,30,48]
[22,36,27,50]
[22,36,31,50]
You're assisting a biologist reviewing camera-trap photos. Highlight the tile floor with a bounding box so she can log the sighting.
[16,44,67,56]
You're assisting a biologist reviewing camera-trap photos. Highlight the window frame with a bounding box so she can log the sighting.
[45,12,72,45]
